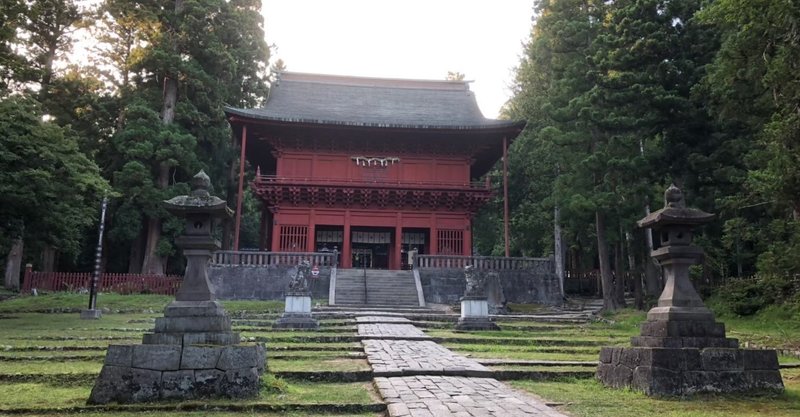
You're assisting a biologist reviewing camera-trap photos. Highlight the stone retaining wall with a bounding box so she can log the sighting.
[208,265,331,300]
[418,267,562,306]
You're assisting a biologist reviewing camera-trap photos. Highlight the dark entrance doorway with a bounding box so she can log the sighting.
[351,227,393,269]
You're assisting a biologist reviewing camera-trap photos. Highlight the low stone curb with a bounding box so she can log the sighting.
[0,373,96,384]
[0,402,387,415]
[272,370,373,382]
[491,370,596,380]
[0,354,106,361]
[431,337,612,346]
[477,359,598,367]
[372,369,495,378]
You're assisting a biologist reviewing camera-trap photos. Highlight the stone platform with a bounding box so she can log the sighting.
[88,343,265,404]
[598,346,783,396]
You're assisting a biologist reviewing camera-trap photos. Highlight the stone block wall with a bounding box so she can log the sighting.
[88,343,266,404]
[597,346,784,395]
[418,267,562,306]
[208,265,330,300]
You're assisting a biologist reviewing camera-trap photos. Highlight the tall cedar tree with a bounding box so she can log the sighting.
[106,0,270,274]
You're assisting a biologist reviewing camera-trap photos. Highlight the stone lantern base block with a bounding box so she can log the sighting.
[142,300,241,346]
[597,346,783,396]
[455,317,500,331]
[88,343,266,404]
[284,294,312,314]
[80,309,102,320]
[273,293,318,329]
[456,297,499,331]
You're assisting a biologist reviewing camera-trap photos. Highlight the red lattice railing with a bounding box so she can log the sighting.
[21,267,182,295]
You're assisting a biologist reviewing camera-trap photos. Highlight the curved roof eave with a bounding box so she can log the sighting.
[224,106,526,133]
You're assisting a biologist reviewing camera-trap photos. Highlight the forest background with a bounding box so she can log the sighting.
[1,0,798,314]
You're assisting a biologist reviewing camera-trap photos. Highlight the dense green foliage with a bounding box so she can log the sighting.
[0,0,270,279]
[485,0,800,309]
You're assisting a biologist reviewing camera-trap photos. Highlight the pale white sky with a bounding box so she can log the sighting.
[261,1,535,118]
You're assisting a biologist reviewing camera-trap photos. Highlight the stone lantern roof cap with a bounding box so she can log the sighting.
[637,184,714,229]
[163,170,233,217]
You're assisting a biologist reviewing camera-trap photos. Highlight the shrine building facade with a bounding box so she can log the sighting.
[225,72,524,270]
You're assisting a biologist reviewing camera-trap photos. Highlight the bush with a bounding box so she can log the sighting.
[711,273,800,316]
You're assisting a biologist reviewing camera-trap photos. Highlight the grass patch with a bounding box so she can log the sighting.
[512,371,800,417]
[0,360,102,374]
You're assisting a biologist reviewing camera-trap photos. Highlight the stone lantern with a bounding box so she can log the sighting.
[597,185,783,395]
[88,171,265,404]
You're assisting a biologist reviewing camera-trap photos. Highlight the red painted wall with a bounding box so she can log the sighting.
[277,152,471,185]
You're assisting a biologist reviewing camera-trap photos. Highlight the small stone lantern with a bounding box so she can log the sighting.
[88,171,265,404]
[597,185,783,395]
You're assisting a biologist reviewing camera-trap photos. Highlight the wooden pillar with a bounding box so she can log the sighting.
[430,214,438,255]
[394,217,402,270]
[307,210,316,252]
[463,222,472,257]
[271,212,281,252]
[233,125,248,251]
[343,211,352,268]
[258,207,267,251]
[502,136,510,257]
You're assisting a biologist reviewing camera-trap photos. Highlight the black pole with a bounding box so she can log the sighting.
[88,196,108,310]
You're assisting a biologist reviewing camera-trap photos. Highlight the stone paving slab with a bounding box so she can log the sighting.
[364,340,490,377]
[358,323,429,339]
[356,316,413,324]
[375,375,569,417]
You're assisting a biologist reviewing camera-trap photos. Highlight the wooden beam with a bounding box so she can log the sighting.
[233,125,248,250]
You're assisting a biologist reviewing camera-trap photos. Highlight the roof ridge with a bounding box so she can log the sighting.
[278,71,471,91]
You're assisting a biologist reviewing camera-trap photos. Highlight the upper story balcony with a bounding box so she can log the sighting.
[251,174,494,212]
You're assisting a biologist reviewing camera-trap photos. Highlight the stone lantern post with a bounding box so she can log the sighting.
[88,171,265,404]
[597,185,783,395]
[455,265,500,331]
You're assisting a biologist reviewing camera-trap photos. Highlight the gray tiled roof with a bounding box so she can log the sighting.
[224,72,521,130]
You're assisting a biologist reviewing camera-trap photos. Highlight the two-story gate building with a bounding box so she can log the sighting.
[225,72,524,270]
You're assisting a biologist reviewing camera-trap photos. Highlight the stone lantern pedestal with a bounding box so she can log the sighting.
[597,185,783,396]
[88,171,265,404]
[455,266,499,331]
[274,261,319,329]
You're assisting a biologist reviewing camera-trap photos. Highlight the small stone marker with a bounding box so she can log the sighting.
[597,185,784,395]
[273,260,319,329]
[88,171,266,404]
[455,265,500,331]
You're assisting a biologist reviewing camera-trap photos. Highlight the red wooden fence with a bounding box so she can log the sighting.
[21,266,182,295]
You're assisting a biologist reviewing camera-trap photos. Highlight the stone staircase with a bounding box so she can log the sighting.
[334,269,422,307]
[334,268,366,305]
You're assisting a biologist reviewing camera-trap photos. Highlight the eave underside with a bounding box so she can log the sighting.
[228,117,524,179]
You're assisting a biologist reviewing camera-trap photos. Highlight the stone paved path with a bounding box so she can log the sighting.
[363,339,491,377]
[376,376,567,417]
[358,323,429,339]
[358,315,569,417]
[356,316,412,324]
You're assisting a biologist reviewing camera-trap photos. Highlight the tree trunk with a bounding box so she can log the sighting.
[554,203,565,298]
[596,211,618,312]
[4,238,24,291]
[128,225,145,274]
[141,164,170,275]
[626,232,644,310]
[614,241,626,307]
[40,246,58,272]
